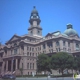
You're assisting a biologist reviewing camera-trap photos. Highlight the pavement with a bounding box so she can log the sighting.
[16,77,74,80]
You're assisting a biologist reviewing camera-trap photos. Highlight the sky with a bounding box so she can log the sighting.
[0,0,80,44]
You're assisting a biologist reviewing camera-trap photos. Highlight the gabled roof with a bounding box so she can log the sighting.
[45,33,52,37]
[6,34,21,44]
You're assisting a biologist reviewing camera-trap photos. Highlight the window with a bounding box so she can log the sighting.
[27,52,29,56]
[63,41,65,46]
[30,63,31,69]
[5,50,7,53]
[21,45,24,50]
[38,30,40,34]
[32,48,34,51]
[76,44,79,48]
[68,42,70,47]
[27,63,29,69]
[33,63,34,69]
[47,42,52,48]
[40,47,41,50]
[14,43,17,47]
[43,44,46,49]
[11,50,12,55]
[56,41,59,46]
[30,53,31,56]
[32,53,34,56]
[28,72,29,75]
[36,53,37,56]
[14,49,17,54]
[30,47,31,51]
[22,63,23,69]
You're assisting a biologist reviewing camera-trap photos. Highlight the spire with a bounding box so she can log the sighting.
[31,6,38,14]
[33,6,36,8]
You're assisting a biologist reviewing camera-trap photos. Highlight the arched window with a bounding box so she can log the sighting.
[56,41,59,46]
[76,44,79,48]
[14,43,17,47]
[63,41,65,46]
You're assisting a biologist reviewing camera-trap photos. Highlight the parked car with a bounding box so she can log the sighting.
[1,74,16,80]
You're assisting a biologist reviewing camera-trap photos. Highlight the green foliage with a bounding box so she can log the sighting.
[50,52,74,75]
[19,67,23,76]
[37,52,80,75]
[37,53,51,73]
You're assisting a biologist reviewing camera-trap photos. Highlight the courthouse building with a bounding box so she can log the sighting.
[0,6,80,75]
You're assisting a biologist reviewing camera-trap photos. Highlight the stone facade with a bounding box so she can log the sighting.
[0,6,80,75]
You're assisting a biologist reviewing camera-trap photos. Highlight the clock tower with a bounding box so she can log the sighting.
[28,6,42,37]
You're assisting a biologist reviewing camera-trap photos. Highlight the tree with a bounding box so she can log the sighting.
[51,52,74,75]
[73,56,80,73]
[19,67,23,77]
[37,53,51,73]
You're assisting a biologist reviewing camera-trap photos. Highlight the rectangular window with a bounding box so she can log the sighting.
[33,63,34,69]
[43,44,45,49]
[68,42,70,47]
[30,63,31,69]
[32,48,34,51]
[27,63,29,69]
[27,52,29,56]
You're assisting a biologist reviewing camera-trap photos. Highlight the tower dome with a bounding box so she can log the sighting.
[64,23,78,36]
[31,6,38,14]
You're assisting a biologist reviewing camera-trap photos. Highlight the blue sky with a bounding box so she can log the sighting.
[0,0,80,44]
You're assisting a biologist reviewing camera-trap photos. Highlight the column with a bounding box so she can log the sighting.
[15,59,18,70]
[11,60,13,72]
[6,61,8,71]
[2,61,5,72]
[59,40,63,51]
